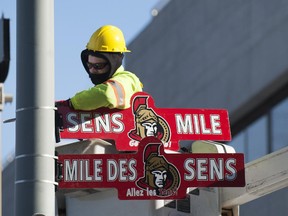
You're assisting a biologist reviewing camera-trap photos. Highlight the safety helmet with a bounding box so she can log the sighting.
[86,25,131,53]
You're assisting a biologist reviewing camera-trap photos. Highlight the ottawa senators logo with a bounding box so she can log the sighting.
[136,141,180,197]
[128,96,171,145]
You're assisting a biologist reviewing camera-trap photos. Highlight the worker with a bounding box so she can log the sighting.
[56,25,143,110]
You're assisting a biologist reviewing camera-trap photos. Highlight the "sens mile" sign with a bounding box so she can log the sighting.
[57,92,232,151]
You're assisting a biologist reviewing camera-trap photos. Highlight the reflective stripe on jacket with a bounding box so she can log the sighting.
[70,66,143,110]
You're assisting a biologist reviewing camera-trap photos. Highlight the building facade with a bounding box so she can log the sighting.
[125,0,288,215]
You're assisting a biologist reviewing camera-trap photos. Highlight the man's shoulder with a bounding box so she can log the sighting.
[113,68,138,78]
[111,70,142,86]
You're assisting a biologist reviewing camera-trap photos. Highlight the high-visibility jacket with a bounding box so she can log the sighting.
[70,66,143,110]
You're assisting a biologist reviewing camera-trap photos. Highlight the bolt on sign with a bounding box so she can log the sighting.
[57,137,245,200]
[56,92,232,151]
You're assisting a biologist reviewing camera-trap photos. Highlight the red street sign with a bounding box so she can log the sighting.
[57,92,231,151]
[58,137,245,200]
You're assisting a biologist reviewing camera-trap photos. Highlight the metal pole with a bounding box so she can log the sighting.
[0,84,13,216]
[0,111,2,216]
[0,84,3,216]
[15,0,55,215]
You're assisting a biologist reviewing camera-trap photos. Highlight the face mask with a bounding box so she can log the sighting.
[89,72,110,85]
[81,50,123,85]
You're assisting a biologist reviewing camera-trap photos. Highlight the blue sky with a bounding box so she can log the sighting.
[1,0,164,165]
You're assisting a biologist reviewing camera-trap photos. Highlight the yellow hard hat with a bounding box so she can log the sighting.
[86,25,131,53]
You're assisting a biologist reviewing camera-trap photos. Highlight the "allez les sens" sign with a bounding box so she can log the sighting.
[58,137,245,200]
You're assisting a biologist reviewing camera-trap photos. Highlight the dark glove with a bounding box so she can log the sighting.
[55,99,73,108]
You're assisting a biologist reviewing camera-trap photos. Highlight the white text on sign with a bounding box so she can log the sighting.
[175,114,222,135]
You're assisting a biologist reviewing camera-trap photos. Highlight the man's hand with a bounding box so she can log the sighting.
[55,99,73,108]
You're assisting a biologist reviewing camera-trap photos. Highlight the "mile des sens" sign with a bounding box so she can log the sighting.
[58,137,245,200]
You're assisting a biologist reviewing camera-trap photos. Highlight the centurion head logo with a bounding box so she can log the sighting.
[136,142,180,197]
[128,96,171,144]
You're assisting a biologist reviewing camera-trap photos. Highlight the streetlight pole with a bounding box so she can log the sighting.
[1,14,11,216]
[0,84,13,216]
[15,0,55,215]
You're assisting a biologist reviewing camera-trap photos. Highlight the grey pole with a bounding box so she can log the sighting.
[15,0,55,215]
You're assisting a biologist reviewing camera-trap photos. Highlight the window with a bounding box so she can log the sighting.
[229,97,288,162]
[230,116,268,162]
[271,97,288,151]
